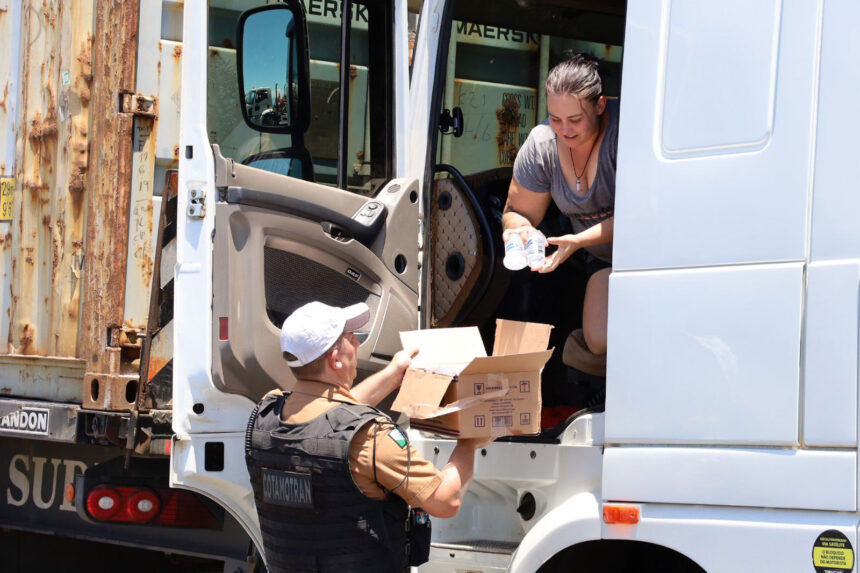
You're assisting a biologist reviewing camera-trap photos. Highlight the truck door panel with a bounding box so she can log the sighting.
[430,167,497,328]
[204,1,414,401]
[211,152,418,400]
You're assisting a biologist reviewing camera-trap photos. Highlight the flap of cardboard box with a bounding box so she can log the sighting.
[459,349,554,375]
[391,369,452,415]
[492,319,553,356]
[400,326,487,370]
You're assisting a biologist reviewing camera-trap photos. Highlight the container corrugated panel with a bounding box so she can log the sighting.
[0,1,180,403]
[0,2,97,404]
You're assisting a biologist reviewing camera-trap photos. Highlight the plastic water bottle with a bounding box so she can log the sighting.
[503,233,528,270]
[525,230,547,269]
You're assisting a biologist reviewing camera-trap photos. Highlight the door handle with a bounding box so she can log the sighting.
[321,221,351,241]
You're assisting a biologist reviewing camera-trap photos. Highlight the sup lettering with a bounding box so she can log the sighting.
[7,454,87,511]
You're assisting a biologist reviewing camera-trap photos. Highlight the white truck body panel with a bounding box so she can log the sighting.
[603,446,856,511]
[803,260,859,447]
[613,0,816,269]
[601,505,857,573]
[606,262,804,445]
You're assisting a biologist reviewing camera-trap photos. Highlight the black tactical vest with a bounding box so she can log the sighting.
[245,392,410,573]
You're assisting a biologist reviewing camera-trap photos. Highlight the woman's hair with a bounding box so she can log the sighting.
[545,53,602,104]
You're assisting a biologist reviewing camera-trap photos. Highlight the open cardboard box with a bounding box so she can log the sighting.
[391,320,553,438]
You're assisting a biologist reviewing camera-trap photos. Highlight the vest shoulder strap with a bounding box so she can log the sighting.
[246,391,291,454]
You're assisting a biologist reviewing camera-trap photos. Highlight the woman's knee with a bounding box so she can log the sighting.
[583,323,607,355]
[582,268,610,355]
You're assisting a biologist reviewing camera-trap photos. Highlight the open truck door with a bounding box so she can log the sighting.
[170,0,417,556]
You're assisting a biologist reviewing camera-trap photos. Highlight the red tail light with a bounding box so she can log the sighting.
[86,486,120,521]
[156,488,219,528]
[127,488,161,522]
[84,485,218,528]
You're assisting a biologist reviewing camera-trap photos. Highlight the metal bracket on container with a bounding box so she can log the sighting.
[118,90,157,119]
[188,187,206,218]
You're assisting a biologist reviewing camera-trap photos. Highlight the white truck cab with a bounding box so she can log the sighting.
[168,1,860,571]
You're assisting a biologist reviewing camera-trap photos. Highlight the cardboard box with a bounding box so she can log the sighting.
[391,320,553,438]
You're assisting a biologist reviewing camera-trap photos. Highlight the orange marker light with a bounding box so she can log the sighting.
[603,505,640,524]
[64,483,75,504]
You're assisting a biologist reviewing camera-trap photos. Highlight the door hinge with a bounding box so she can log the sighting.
[119,90,157,119]
[188,187,206,218]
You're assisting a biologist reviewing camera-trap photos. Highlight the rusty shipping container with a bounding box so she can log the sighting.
[0,0,181,410]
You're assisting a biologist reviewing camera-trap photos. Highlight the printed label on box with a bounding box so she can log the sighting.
[520,413,531,425]
[474,382,484,395]
[474,414,485,428]
[519,380,530,393]
[493,415,513,427]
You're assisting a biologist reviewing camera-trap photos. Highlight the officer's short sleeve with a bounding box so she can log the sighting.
[349,420,443,508]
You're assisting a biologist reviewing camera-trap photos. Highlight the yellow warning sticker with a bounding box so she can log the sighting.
[813,530,854,573]
[0,177,14,222]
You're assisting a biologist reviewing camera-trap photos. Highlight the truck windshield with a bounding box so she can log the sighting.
[207,0,385,194]
[433,0,624,177]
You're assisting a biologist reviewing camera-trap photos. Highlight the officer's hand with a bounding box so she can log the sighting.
[389,347,419,383]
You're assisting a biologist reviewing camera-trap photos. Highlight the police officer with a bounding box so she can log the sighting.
[245,301,488,572]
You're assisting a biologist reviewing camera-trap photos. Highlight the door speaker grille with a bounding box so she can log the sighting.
[264,247,378,328]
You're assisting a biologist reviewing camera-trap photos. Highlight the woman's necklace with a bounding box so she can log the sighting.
[569,136,598,193]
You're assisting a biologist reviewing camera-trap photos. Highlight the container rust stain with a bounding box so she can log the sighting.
[78,0,143,373]
[0,81,8,114]
[77,36,93,104]
[19,323,34,354]
[496,94,520,166]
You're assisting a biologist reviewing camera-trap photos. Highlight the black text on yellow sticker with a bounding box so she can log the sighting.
[813,530,854,573]
[0,178,14,222]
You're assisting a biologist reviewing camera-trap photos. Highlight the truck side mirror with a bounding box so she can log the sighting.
[237,2,310,134]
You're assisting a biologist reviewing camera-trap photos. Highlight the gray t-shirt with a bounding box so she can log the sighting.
[513,99,619,263]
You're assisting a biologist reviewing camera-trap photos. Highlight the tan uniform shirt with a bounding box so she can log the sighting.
[275,380,443,507]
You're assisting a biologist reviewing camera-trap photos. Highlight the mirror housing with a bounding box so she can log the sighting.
[237,2,310,134]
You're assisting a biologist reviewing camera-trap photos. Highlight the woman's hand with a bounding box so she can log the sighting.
[502,225,536,244]
[536,234,581,273]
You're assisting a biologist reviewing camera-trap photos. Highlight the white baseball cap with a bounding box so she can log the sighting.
[280,301,370,367]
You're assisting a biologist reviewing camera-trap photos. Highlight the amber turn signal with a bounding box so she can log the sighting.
[603,504,640,524]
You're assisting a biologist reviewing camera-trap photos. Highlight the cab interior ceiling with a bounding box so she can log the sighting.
[454,0,626,45]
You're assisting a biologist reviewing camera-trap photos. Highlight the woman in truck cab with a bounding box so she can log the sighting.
[502,53,617,361]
